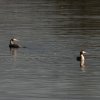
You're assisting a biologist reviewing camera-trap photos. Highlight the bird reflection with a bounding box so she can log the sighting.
[10,48,18,58]
[10,48,19,68]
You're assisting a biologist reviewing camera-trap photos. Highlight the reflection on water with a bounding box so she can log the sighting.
[10,48,18,57]
[0,0,99,100]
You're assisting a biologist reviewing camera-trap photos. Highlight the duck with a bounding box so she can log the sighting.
[77,50,86,67]
[9,38,20,48]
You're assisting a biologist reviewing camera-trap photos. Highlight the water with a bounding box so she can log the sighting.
[0,0,100,100]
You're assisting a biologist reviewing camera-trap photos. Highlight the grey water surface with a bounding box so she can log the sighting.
[0,0,100,100]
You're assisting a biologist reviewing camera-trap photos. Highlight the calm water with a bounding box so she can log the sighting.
[0,0,100,100]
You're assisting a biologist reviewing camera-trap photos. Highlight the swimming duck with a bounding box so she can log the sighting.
[77,50,86,67]
[9,38,20,48]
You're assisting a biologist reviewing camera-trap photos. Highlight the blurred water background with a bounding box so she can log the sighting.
[0,0,100,100]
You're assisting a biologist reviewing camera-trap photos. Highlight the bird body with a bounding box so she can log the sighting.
[77,50,86,67]
[9,38,20,48]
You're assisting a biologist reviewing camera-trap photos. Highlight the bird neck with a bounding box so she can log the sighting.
[10,40,14,45]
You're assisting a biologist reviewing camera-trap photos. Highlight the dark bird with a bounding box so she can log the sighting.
[9,38,20,48]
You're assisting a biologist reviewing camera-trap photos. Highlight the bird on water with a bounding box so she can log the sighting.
[9,38,20,48]
[77,50,86,67]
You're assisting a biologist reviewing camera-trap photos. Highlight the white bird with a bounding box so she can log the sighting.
[77,50,86,67]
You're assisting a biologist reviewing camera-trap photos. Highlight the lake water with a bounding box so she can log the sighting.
[0,0,100,100]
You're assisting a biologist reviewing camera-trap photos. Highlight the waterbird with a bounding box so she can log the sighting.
[9,38,20,48]
[77,50,86,67]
